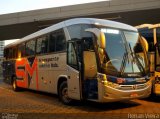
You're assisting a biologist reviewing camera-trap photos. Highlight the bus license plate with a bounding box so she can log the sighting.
[130,93,138,97]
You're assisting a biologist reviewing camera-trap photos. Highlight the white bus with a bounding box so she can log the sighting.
[3,18,151,104]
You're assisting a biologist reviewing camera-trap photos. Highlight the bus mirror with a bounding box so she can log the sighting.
[100,32,106,49]
[98,48,104,55]
[85,28,106,49]
[141,36,148,52]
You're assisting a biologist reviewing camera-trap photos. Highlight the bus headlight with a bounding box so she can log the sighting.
[105,81,119,88]
[97,73,107,82]
[97,73,119,88]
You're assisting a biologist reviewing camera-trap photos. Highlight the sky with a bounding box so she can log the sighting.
[0,0,107,15]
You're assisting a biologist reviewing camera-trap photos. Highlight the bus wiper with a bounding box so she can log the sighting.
[128,44,135,73]
[128,44,135,62]
[128,43,145,75]
[119,40,130,76]
[119,52,127,76]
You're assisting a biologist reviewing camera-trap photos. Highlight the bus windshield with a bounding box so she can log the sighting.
[99,28,148,77]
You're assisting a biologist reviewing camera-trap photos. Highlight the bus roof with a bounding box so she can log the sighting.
[5,18,137,48]
[135,24,153,29]
[136,23,160,29]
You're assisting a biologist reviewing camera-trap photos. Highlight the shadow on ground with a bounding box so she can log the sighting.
[21,88,140,112]
[141,95,160,103]
[1,81,141,113]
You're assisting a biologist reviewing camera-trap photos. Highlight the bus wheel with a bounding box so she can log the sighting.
[151,80,156,97]
[12,77,19,91]
[59,81,72,105]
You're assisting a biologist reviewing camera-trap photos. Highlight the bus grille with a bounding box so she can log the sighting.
[117,84,146,90]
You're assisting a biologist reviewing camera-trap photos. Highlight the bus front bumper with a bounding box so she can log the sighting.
[99,83,151,102]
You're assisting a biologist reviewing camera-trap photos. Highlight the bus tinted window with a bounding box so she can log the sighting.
[67,25,81,40]
[18,43,25,58]
[4,47,17,59]
[157,28,160,43]
[139,28,154,52]
[49,29,66,52]
[26,40,36,56]
[56,32,66,51]
[67,24,94,51]
[36,36,48,54]
[12,47,17,59]
[3,49,6,59]
[67,42,78,69]
[49,34,56,52]
[8,49,12,59]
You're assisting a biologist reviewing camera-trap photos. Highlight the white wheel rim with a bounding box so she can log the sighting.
[62,87,71,103]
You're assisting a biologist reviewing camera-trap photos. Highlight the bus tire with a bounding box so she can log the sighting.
[59,81,73,105]
[151,80,156,97]
[12,77,20,91]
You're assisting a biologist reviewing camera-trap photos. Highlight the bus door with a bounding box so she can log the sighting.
[154,27,160,94]
[67,41,81,100]
[82,38,98,100]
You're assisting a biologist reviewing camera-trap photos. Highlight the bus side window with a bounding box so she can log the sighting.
[5,49,9,60]
[8,48,14,59]
[67,42,78,69]
[36,36,48,54]
[156,28,160,53]
[12,47,17,59]
[26,40,36,56]
[67,25,81,40]
[56,32,66,51]
[83,37,94,51]
[49,34,56,52]
[157,28,160,43]
[67,24,92,41]
[81,24,95,51]
[67,24,94,60]
[3,49,6,59]
[155,28,160,67]
[18,43,25,58]
[49,29,66,53]
[140,29,154,52]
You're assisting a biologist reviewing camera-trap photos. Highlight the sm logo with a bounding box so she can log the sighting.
[15,57,39,90]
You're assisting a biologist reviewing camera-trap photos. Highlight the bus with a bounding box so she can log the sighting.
[136,24,160,95]
[3,18,151,104]
[0,57,4,77]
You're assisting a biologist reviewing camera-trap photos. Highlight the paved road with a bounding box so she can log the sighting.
[0,79,160,119]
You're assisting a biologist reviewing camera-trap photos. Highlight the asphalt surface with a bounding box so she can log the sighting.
[0,78,160,119]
